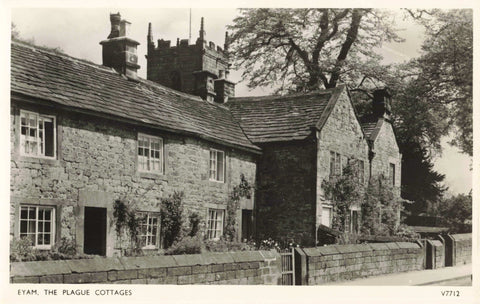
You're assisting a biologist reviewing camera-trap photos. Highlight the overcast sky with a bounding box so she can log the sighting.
[10,7,472,195]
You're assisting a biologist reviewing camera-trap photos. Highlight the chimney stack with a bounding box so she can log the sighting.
[372,88,392,120]
[100,13,140,78]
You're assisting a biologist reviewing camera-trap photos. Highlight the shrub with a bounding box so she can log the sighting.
[204,237,255,252]
[10,237,35,262]
[188,212,201,237]
[10,237,94,262]
[161,191,184,248]
[395,224,420,239]
[164,235,203,255]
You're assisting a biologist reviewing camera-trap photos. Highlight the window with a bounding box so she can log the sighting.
[329,151,342,176]
[358,160,365,184]
[209,149,225,182]
[389,163,396,186]
[207,209,224,240]
[20,110,56,158]
[19,205,55,249]
[350,210,359,234]
[321,207,332,227]
[138,212,160,249]
[138,134,163,173]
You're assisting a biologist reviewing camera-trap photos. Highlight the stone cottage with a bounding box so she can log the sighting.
[10,13,402,255]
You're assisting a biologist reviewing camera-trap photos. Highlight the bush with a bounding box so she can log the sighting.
[204,237,255,252]
[188,212,201,237]
[164,235,203,255]
[161,192,184,248]
[10,237,94,262]
[395,224,420,239]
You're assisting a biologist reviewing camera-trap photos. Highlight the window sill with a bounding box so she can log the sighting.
[12,155,61,166]
[209,179,225,184]
[138,171,167,180]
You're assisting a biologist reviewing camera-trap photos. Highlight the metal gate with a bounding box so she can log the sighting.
[280,248,295,285]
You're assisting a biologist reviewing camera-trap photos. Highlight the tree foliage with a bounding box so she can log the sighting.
[160,191,184,248]
[228,8,402,93]
[405,9,473,155]
[438,193,472,233]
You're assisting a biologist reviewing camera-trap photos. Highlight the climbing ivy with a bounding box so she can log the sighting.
[224,174,252,241]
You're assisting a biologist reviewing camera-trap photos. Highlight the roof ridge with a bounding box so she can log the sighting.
[12,40,211,104]
[12,39,117,74]
[229,88,335,103]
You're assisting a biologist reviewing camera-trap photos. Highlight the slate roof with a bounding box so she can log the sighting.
[228,86,345,143]
[361,122,378,140]
[10,41,260,153]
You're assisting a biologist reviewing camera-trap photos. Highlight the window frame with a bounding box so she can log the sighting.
[206,208,224,240]
[389,163,396,186]
[137,211,161,249]
[321,206,333,228]
[19,109,57,159]
[329,151,342,177]
[137,133,164,174]
[209,149,225,183]
[19,205,56,250]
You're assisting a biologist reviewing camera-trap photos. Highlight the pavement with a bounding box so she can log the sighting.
[328,264,472,286]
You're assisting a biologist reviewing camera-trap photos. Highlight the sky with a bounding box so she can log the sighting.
[9,7,473,195]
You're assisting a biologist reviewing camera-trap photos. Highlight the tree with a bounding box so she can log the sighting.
[228,8,402,93]
[438,193,472,233]
[405,9,473,155]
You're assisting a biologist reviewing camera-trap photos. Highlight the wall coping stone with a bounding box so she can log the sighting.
[451,233,472,241]
[173,254,206,266]
[396,242,420,249]
[201,252,235,264]
[259,250,280,260]
[11,260,71,277]
[119,255,177,269]
[302,246,339,256]
[66,257,124,273]
[385,243,400,250]
[334,244,361,254]
[369,243,390,251]
[230,251,264,263]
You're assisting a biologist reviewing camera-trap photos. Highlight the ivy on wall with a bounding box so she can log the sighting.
[225,174,252,242]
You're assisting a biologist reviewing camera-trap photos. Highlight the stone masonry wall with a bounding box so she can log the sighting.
[452,233,472,265]
[256,140,317,246]
[316,89,369,228]
[299,242,424,285]
[10,101,257,256]
[370,119,401,196]
[10,250,281,285]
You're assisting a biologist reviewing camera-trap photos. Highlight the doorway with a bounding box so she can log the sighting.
[84,207,107,256]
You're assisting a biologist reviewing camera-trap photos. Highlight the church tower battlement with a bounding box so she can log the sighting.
[146,17,235,103]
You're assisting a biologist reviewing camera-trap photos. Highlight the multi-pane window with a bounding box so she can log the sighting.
[19,206,55,249]
[209,149,225,182]
[138,134,163,173]
[138,212,160,249]
[389,163,396,186]
[207,209,224,240]
[20,110,56,158]
[329,151,342,176]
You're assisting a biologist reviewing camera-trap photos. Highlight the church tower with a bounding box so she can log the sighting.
[146,18,235,103]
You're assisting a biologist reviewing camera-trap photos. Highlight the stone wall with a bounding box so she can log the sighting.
[426,239,445,269]
[10,101,257,256]
[10,250,281,285]
[451,233,472,265]
[316,89,369,229]
[370,119,401,196]
[296,242,424,285]
[255,140,317,246]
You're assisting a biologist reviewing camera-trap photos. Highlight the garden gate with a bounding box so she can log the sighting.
[279,248,295,285]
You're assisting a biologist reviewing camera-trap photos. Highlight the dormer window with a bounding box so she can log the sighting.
[20,110,56,158]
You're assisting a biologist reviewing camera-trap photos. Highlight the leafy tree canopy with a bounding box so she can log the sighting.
[228,8,402,93]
